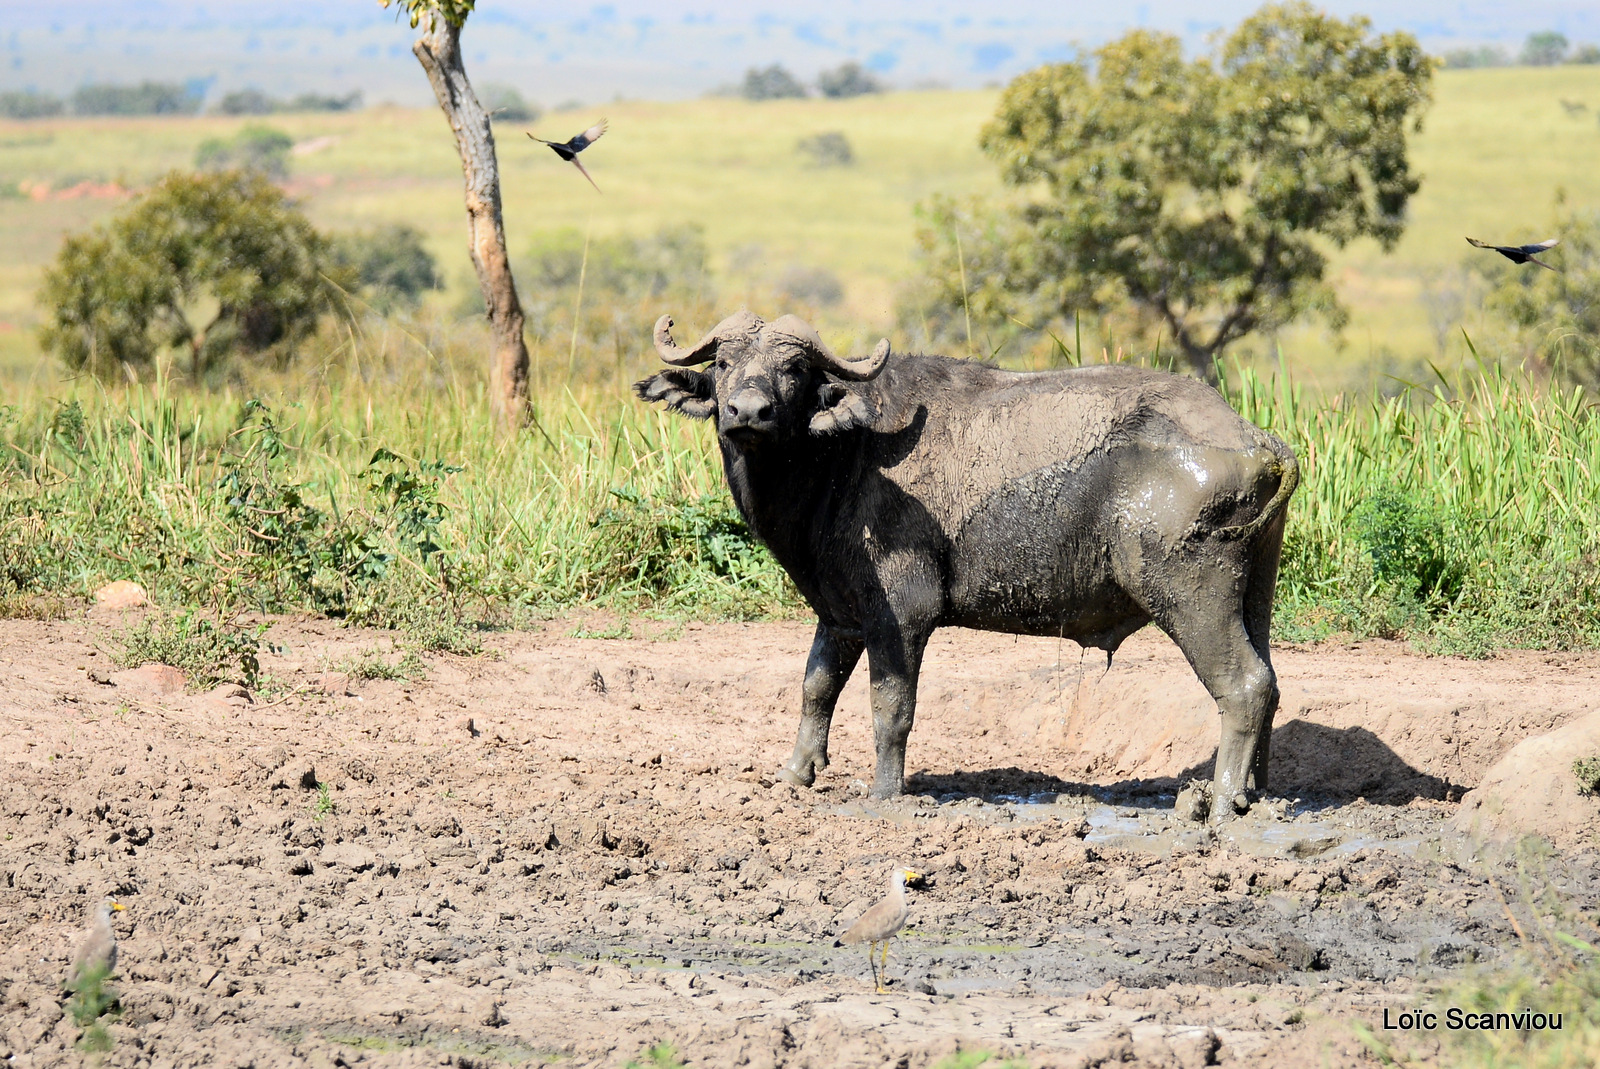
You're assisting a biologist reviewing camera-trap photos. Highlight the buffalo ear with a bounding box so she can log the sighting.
[634,370,716,420]
[809,381,878,435]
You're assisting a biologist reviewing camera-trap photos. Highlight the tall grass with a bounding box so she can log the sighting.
[3,320,1599,652]
[1232,357,1600,653]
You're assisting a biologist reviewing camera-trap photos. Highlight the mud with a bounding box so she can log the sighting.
[2,615,1598,1068]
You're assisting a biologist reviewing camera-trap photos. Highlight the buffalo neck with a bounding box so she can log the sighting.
[718,430,854,576]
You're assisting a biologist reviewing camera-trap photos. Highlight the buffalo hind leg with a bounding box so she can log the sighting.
[1244,510,1288,792]
[1163,612,1279,824]
[778,623,864,787]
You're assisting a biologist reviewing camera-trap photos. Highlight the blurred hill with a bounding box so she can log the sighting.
[4,1,1599,106]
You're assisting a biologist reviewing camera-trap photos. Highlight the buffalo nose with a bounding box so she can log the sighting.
[724,391,774,426]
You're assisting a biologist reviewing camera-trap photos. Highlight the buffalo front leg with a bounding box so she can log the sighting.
[865,622,931,799]
[777,623,864,787]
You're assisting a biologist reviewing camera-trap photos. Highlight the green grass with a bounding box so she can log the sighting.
[4,67,1600,389]
[1,330,1598,653]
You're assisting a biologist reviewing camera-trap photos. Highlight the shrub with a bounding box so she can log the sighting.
[72,81,201,116]
[1440,46,1509,69]
[796,131,854,167]
[1575,757,1600,797]
[1522,31,1569,66]
[0,90,64,119]
[777,265,844,307]
[116,611,267,690]
[742,65,807,101]
[37,171,339,380]
[195,124,294,180]
[329,224,443,311]
[285,91,361,112]
[215,88,278,115]
[817,62,883,98]
[479,83,538,123]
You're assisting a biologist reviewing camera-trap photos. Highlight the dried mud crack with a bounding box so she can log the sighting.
[2,615,1598,1068]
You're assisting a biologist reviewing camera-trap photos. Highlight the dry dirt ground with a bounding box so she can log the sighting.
[2,612,1599,1068]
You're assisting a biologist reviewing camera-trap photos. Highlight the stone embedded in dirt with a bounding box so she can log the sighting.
[206,682,251,706]
[319,842,377,872]
[110,663,186,694]
[316,672,353,697]
[1174,781,1212,823]
[268,759,318,791]
[93,580,148,610]
[1447,708,1600,850]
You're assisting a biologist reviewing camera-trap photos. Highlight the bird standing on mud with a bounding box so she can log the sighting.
[528,119,608,192]
[1466,236,1560,270]
[839,867,922,993]
[67,897,125,987]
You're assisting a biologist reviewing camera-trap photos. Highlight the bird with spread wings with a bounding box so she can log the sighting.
[1466,237,1560,271]
[528,119,608,193]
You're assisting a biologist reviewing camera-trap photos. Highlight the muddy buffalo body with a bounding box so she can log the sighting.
[635,311,1299,822]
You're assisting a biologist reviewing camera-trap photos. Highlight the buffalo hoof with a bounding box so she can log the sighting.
[776,762,817,788]
[1207,791,1252,824]
[867,781,903,800]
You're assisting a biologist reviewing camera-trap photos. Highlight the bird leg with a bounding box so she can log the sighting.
[866,942,881,992]
[880,941,892,990]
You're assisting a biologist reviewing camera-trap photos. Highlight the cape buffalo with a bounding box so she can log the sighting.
[635,310,1299,821]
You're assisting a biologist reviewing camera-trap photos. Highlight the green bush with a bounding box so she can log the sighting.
[329,225,443,311]
[0,90,64,119]
[479,83,538,123]
[72,81,201,116]
[742,65,807,101]
[116,612,267,690]
[817,62,883,98]
[195,124,293,180]
[37,170,341,380]
[796,131,854,167]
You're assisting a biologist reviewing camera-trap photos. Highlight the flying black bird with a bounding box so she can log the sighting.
[1466,236,1560,271]
[528,119,608,192]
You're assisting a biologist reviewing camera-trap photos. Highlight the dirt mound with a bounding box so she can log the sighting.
[2,616,1599,1067]
[1447,709,1600,851]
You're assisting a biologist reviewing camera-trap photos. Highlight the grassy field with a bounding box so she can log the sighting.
[4,66,1600,387]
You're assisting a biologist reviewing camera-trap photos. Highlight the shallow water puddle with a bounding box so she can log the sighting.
[833,794,1432,859]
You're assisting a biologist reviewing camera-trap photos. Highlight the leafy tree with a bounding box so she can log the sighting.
[72,81,201,116]
[330,224,443,311]
[285,91,362,112]
[817,62,883,98]
[936,2,1431,380]
[1479,194,1600,384]
[479,83,538,123]
[38,171,339,380]
[195,125,293,180]
[0,90,64,119]
[216,88,277,115]
[796,131,854,166]
[1521,31,1569,66]
[742,65,808,100]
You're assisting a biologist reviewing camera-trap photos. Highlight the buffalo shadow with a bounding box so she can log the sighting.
[906,721,1463,808]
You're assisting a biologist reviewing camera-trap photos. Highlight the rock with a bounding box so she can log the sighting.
[1174,781,1212,823]
[316,673,353,697]
[1447,708,1600,851]
[269,759,319,791]
[110,664,187,695]
[206,682,251,706]
[94,580,148,610]
[319,843,377,872]
[1170,1027,1221,1069]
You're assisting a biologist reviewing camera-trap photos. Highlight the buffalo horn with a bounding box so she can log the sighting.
[770,314,890,381]
[652,314,723,366]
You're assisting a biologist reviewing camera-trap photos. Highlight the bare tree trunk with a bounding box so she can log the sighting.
[412,14,529,430]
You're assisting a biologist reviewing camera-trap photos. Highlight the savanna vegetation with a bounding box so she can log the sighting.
[1,10,1599,665]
